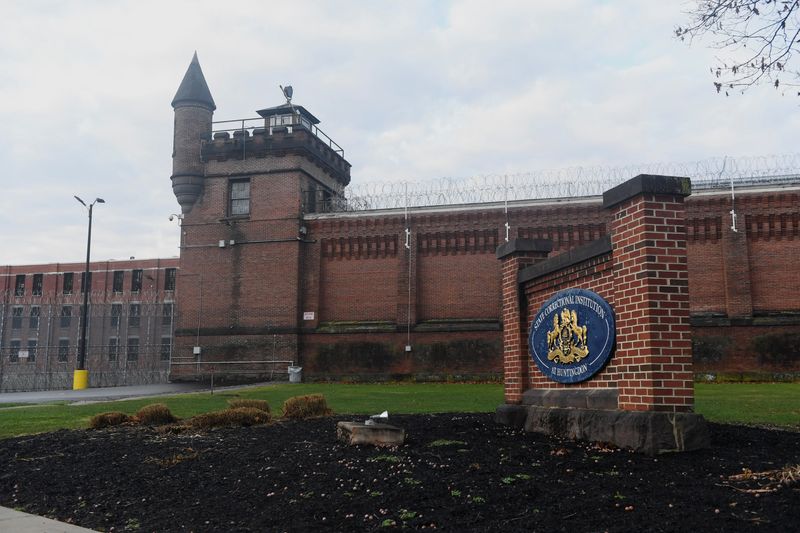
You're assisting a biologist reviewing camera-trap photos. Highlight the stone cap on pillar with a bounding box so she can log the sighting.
[602,174,691,210]
[496,238,553,260]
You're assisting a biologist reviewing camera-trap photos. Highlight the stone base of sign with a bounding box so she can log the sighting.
[495,405,710,455]
[522,388,618,410]
[495,404,530,428]
[336,421,405,447]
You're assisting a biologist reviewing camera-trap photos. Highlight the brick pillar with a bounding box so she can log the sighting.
[496,239,552,404]
[721,222,753,318]
[603,175,693,412]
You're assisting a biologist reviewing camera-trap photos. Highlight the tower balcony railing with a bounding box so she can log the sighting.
[209,116,344,158]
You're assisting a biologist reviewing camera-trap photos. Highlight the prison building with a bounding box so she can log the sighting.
[0,258,178,391]
[2,56,798,391]
[167,55,799,383]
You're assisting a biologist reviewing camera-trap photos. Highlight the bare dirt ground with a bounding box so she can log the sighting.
[0,413,798,532]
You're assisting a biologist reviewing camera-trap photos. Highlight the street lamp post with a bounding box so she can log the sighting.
[73,195,104,390]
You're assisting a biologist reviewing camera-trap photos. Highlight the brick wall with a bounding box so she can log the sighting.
[4,185,797,384]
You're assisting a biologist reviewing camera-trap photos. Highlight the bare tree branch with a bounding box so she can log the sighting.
[676,0,800,95]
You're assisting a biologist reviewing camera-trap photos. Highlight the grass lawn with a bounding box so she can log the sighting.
[694,382,800,427]
[0,383,502,439]
[0,382,797,440]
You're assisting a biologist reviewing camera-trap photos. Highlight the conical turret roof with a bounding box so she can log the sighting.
[171,52,216,110]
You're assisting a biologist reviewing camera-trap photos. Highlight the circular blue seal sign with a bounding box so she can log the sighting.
[529,288,615,384]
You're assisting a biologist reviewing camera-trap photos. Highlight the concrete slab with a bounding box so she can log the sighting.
[337,421,405,447]
[0,506,95,532]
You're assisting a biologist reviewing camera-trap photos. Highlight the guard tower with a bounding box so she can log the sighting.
[168,54,351,382]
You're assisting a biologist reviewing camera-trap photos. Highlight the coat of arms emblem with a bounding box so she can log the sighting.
[546,308,589,364]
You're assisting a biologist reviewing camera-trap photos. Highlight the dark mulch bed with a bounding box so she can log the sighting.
[0,414,798,532]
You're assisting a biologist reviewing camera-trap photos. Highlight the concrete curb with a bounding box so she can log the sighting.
[0,506,95,532]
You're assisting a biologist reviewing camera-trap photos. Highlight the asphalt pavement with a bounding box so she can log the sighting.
[0,382,209,404]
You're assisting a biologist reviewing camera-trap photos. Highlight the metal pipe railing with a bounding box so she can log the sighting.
[209,116,345,157]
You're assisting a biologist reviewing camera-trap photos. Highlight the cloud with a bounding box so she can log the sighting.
[0,0,797,264]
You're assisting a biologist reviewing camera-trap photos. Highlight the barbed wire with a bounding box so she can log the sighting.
[318,153,800,212]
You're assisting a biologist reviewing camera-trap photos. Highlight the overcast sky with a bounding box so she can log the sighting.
[1,0,798,265]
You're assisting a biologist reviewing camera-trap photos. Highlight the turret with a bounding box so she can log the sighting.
[171,52,215,214]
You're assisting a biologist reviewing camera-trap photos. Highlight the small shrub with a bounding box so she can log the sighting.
[281,394,333,419]
[227,398,270,413]
[186,407,270,430]
[135,403,177,426]
[89,411,132,429]
[753,333,800,366]
[692,336,732,364]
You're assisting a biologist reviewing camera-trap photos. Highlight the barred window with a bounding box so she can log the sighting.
[131,269,143,292]
[9,340,20,362]
[58,339,70,362]
[110,303,122,327]
[160,337,172,361]
[113,271,124,293]
[30,306,40,329]
[63,272,74,294]
[14,275,25,297]
[128,303,141,327]
[26,339,37,362]
[108,337,118,362]
[162,303,174,326]
[32,273,43,296]
[127,337,139,362]
[165,268,176,291]
[60,306,72,328]
[229,179,251,216]
[11,307,23,329]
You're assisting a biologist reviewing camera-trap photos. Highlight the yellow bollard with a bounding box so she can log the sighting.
[72,369,89,390]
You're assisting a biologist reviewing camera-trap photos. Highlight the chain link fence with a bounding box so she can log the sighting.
[0,290,173,392]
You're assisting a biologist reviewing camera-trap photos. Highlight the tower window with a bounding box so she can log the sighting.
[229,179,251,216]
